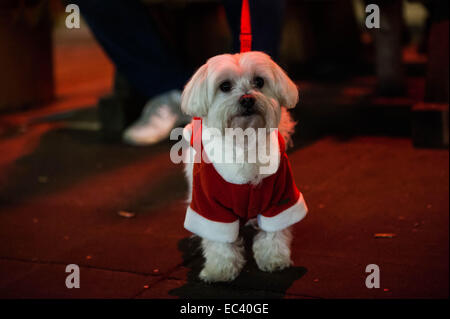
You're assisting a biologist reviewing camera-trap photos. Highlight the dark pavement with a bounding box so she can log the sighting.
[0,28,448,299]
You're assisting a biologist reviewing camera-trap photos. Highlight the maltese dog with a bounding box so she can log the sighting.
[180,51,308,283]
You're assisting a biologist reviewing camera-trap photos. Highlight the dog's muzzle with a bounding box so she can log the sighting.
[239,94,256,115]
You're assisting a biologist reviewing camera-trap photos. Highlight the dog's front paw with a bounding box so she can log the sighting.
[254,251,293,272]
[199,238,245,283]
[199,261,241,283]
[253,228,293,272]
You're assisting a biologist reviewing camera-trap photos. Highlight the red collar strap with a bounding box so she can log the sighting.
[190,117,203,162]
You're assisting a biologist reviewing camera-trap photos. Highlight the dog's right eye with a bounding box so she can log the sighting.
[219,81,232,92]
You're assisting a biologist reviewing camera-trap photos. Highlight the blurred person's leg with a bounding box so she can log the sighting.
[368,0,405,96]
[73,0,190,145]
[74,0,187,99]
[222,0,286,61]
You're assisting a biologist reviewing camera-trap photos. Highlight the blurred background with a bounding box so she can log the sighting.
[0,0,448,299]
[0,0,448,145]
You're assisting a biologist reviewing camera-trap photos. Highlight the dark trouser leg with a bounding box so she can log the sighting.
[72,0,189,98]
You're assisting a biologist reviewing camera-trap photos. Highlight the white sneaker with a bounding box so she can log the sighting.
[122,90,190,146]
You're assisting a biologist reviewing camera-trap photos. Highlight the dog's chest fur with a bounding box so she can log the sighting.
[202,128,281,185]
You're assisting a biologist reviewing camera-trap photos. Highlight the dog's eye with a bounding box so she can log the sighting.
[219,81,232,92]
[254,76,264,89]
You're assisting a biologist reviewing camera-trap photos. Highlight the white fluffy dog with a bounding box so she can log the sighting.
[180,51,308,283]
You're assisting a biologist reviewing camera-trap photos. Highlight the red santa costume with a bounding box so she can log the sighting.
[184,119,308,243]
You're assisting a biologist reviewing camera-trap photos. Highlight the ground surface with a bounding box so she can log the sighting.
[0,25,448,299]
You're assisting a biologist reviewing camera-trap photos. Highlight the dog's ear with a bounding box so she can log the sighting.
[271,63,299,109]
[181,63,209,117]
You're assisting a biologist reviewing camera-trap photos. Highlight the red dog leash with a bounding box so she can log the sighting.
[239,0,252,53]
[191,0,252,158]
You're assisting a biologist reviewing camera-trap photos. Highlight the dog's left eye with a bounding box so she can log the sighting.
[254,76,264,89]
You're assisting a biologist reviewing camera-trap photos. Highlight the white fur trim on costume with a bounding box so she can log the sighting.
[257,194,308,232]
[184,206,239,243]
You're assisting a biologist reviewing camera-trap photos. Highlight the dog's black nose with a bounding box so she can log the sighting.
[239,95,255,109]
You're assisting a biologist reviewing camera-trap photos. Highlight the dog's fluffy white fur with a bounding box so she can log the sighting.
[181,51,299,282]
